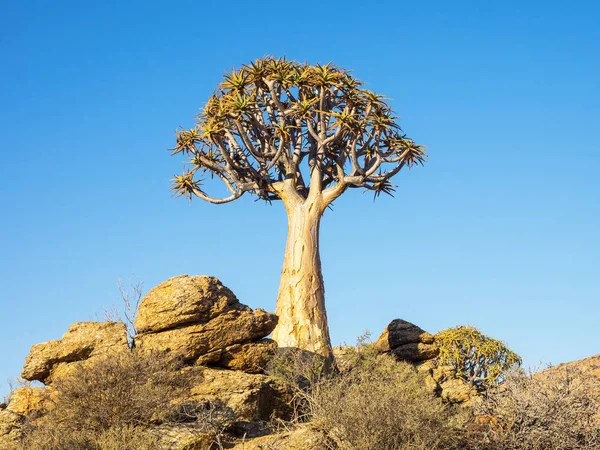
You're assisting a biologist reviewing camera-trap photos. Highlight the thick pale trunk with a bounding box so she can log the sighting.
[272,199,333,358]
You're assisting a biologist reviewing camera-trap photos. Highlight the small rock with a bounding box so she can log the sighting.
[440,378,476,404]
[153,423,215,450]
[432,365,457,384]
[229,425,327,450]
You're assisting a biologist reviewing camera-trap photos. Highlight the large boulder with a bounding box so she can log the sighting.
[374,319,439,363]
[135,275,240,334]
[135,308,277,363]
[183,366,290,423]
[21,321,128,383]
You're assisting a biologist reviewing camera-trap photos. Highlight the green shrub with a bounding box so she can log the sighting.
[434,326,521,389]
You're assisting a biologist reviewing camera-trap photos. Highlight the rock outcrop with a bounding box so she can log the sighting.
[183,366,289,424]
[0,408,23,450]
[21,321,129,383]
[134,275,278,374]
[536,353,600,383]
[7,275,284,449]
[375,318,479,404]
[229,425,328,450]
[5,387,51,417]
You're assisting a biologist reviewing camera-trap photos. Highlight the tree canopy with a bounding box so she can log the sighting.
[170,56,426,206]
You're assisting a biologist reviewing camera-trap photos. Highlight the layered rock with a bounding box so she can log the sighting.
[21,321,128,383]
[0,409,23,450]
[197,339,278,374]
[183,366,290,424]
[135,275,240,333]
[374,319,439,362]
[134,275,278,373]
[5,387,52,417]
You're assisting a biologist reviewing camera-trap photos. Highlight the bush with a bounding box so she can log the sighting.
[18,349,231,450]
[472,367,600,450]
[434,326,521,389]
[267,338,468,450]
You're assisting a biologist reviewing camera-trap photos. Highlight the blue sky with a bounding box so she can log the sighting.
[1,1,599,396]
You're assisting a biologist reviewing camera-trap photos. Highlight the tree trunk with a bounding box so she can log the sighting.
[272,198,333,359]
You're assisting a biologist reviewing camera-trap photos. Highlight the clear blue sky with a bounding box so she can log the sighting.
[1,1,599,396]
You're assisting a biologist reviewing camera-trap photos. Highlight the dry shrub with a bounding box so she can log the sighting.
[473,367,600,450]
[19,349,231,449]
[267,340,467,450]
[19,424,162,450]
[49,349,188,430]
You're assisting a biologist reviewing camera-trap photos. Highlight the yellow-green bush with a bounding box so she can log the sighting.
[434,326,521,389]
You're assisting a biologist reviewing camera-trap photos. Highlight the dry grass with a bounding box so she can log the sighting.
[17,349,232,450]
[472,367,600,450]
[267,341,468,450]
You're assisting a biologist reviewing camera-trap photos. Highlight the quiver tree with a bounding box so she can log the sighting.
[171,57,426,358]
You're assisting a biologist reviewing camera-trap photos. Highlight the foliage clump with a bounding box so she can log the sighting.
[170,56,426,205]
[434,326,521,389]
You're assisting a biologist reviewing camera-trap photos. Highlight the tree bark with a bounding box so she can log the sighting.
[271,197,333,359]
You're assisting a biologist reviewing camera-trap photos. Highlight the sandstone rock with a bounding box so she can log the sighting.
[195,339,277,374]
[229,425,328,450]
[215,339,277,374]
[440,378,477,404]
[135,309,277,362]
[135,275,241,334]
[390,342,439,362]
[21,321,128,382]
[536,354,600,383]
[374,319,435,353]
[332,345,355,372]
[153,423,215,450]
[0,410,23,450]
[432,365,457,384]
[6,387,51,416]
[184,367,289,423]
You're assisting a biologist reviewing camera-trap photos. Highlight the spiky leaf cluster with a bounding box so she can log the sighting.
[434,326,522,389]
[171,56,426,204]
